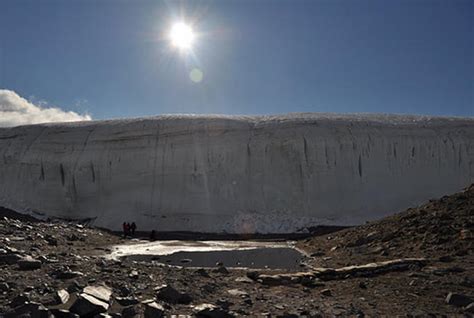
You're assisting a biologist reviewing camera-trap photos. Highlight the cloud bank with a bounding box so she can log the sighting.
[0,89,91,127]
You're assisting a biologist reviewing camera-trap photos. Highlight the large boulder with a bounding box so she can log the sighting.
[83,285,112,302]
[70,293,109,316]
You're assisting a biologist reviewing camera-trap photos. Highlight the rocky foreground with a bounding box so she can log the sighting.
[0,185,473,317]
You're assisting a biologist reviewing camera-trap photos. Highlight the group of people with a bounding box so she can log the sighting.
[122,222,159,241]
[122,222,137,237]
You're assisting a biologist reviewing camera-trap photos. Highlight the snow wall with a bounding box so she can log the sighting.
[0,113,473,233]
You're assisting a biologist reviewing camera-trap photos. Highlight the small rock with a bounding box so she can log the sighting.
[96,259,107,267]
[155,284,192,304]
[67,234,80,241]
[275,314,298,318]
[227,289,249,297]
[446,292,473,307]
[119,285,133,296]
[201,283,218,294]
[213,266,229,275]
[116,296,139,306]
[38,255,57,264]
[438,255,454,263]
[258,274,291,286]
[67,280,84,293]
[460,277,474,288]
[129,270,139,279]
[195,268,210,277]
[235,276,254,284]
[465,303,474,313]
[45,235,58,246]
[55,270,84,279]
[301,277,325,288]
[43,287,66,306]
[9,236,25,241]
[455,249,468,256]
[216,298,233,309]
[24,285,34,292]
[4,246,20,254]
[246,271,259,280]
[460,229,472,240]
[9,294,29,308]
[122,305,139,318]
[180,258,192,263]
[310,251,325,257]
[56,289,70,304]
[193,303,234,318]
[359,281,367,289]
[49,309,80,318]
[143,301,165,318]
[0,253,22,265]
[5,302,48,318]
[321,289,332,296]
[433,267,465,276]
[0,282,10,292]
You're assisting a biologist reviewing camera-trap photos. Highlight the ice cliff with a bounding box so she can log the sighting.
[0,113,473,233]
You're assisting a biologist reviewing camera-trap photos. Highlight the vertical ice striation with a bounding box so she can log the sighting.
[0,113,473,233]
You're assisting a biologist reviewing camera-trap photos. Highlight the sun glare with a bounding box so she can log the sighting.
[169,22,195,51]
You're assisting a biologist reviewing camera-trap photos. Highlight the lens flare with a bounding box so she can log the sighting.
[189,68,203,83]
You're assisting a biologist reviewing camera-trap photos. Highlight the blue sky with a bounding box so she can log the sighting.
[0,0,472,121]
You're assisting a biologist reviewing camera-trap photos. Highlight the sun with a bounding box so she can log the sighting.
[169,22,195,51]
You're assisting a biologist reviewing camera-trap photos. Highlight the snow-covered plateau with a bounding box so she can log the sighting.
[0,113,473,233]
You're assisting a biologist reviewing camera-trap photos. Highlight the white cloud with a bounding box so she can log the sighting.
[0,89,91,127]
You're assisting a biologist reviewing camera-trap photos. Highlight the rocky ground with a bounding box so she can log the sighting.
[0,185,473,317]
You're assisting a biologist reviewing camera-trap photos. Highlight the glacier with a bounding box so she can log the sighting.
[0,113,473,233]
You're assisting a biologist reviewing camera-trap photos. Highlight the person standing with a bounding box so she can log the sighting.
[150,230,156,241]
[130,222,137,236]
[122,222,127,238]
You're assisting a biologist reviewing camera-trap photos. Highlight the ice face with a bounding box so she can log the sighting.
[0,113,473,233]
